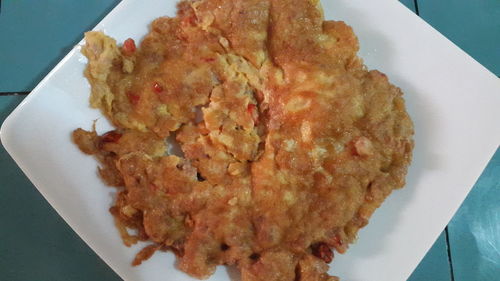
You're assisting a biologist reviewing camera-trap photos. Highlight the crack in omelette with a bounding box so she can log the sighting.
[73,0,414,280]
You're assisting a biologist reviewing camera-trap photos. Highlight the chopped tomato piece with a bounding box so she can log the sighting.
[247,103,259,125]
[331,234,343,248]
[181,15,197,26]
[197,123,210,135]
[311,242,333,263]
[101,131,122,144]
[122,38,136,55]
[149,183,159,191]
[255,90,264,103]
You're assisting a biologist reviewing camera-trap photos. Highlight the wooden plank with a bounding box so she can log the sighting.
[418,1,500,280]
[0,0,120,92]
[0,96,121,281]
[408,231,453,281]
[399,0,417,13]
[447,148,500,281]
[418,0,500,76]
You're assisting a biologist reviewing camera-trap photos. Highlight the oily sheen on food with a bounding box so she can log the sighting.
[73,0,414,280]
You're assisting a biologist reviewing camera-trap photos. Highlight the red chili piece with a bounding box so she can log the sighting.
[127,92,140,105]
[123,38,136,55]
[153,82,163,94]
[311,242,333,263]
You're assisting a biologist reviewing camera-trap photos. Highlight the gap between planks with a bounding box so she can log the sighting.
[0,92,30,96]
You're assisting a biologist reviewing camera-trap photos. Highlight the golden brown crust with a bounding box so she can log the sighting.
[74,0,414,280]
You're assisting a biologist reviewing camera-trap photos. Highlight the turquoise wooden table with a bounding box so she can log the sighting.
[0,1,499,280]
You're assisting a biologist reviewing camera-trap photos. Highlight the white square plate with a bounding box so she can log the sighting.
[2,0,500,280]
